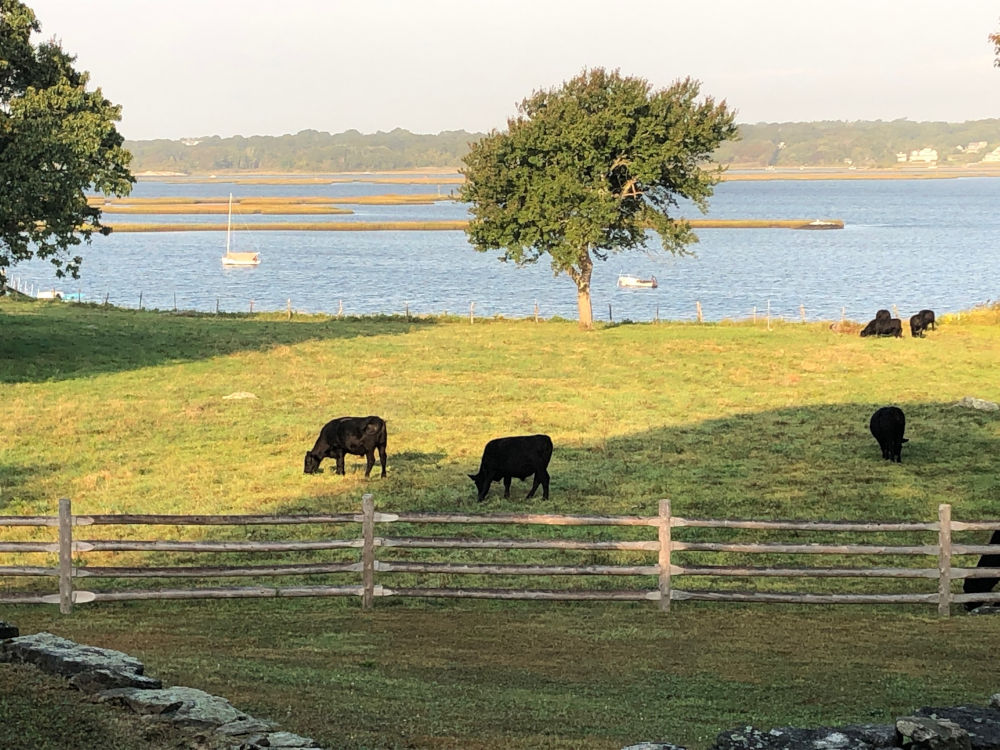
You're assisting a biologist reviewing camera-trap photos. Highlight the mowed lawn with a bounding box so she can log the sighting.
[2,297,1000,749]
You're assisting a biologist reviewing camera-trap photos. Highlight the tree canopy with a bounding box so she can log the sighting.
[0,0,133,283]
[459,68,737,327]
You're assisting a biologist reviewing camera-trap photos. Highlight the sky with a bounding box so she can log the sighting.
[23,0,1000,141]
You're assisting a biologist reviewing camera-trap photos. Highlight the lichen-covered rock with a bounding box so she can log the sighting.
[98,686,248,730]
[956,397,1000,412]
[622,744,686,750]
[0,632,161,690]
[912,707,1000,750]
[896,716,970,750]
[713,724,897,750]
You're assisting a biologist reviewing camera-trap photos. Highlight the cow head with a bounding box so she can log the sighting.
[304,451,322,474]
[468,472,488,501]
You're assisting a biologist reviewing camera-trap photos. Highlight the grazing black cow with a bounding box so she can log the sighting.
[304,416,387,477]
[963,530,1000,611]
[909,309,936,338]
[469,434,552,502]
[869,406,907,462]
[860,309,901,337]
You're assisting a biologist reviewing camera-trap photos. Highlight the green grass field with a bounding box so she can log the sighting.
[2,296,999,749]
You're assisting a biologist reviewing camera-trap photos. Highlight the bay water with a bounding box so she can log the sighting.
[9,176,1000,323]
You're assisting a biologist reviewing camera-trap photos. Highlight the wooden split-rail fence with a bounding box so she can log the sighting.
[1,497,998,616]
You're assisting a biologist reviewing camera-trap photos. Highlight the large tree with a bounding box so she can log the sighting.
[1,0,133,285]
[459,68,737,328]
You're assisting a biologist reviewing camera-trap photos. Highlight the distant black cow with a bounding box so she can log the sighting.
[963,530,1000,611]
[860,309,901,337]
[304,416,387,477]
[909,309,936,338]
[869,406,907,462]
[469,434,552,502]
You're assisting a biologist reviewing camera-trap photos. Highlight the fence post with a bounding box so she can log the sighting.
[938,503,952,617]
[361,493,375,610]
[658,499,672,612]
[58,498,73,614]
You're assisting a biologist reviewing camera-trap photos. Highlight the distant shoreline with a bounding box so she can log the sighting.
[134,166,1000,184]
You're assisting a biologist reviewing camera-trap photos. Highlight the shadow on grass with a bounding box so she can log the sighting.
[279,400,1000,526]
[0,298,437,384]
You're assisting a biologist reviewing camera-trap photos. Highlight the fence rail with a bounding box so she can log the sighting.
[1,497,998,616]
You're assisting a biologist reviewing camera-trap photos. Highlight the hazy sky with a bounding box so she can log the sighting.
[25,0,1000,141]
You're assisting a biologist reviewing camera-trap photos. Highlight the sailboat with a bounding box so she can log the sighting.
[221,194,261,266]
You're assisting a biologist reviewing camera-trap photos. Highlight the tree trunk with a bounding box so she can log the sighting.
[572,251,594,329]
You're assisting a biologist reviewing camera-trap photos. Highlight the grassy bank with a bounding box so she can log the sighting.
[1,298,999,748]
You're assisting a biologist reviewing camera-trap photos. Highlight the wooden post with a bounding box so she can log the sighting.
[216,298,220,314]
[534,301,539,323]
[892,304,899,319]
[173,292,177,312]
[104,293,109,307]
[655,305,659,324]
[58,498,73,614]
[249,299,254,314]
[696,301,703,323]
[766,299,771,331]
[753,306,757,324]
[608,304,613,323]
[938,503,952,617]
[361,493,375,610]
[338,300,343,318]
[138,291,143,310]
[470,301,475,324]
[841,306,846,324]
[799,303,806,322]
[658,499,672,612]
[286,298,291,320]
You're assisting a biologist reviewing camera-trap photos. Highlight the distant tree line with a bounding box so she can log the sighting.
[125,120,1000,174]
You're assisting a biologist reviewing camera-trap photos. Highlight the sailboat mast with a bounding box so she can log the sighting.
[226,193,233,255]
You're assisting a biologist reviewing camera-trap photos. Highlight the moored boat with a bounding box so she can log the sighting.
[222,194,261,266]
[617,273,658,289]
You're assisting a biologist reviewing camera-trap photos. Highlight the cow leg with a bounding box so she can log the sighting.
[526,469,550,500]
[377,444,387,477]
[335,451,346,475]
[364,450,375,477]
[503,476,512,498]
[964,531,1000,610]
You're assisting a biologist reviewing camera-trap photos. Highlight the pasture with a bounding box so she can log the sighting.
[2,296,1000,749]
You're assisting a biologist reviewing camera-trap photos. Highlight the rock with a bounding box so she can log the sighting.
[897,716,970,750]
[97,686,249,730]
[263,732,322,747]
[966,605,1000,616]
[622,744,686,750]
[69,666,162,693]
[223,391,257,400]
[0,621,19,639]
[713,725,897,750]
[216,717,278,736]
[912,707,1000,750]
[956,397,999,412]
[0,632,161,690]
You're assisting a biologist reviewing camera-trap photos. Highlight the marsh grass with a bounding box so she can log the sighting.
[2,298,1000,748]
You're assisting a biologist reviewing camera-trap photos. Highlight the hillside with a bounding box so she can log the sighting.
[124,120,1000,174]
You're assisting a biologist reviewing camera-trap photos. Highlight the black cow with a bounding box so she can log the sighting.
[860,309,902,338]
[909,309,936,338]
[469,434,552,502]
[304,416,387,477]
[963,530,1000,611]
[869,406,907,462]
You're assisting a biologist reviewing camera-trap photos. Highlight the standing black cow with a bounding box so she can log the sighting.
[469,434,552,502]
[963,530,1000,611]
[909,309,936,337]
[869,406,907,462]
[304,416,387,477]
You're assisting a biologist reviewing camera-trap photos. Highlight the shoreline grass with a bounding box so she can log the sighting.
[1,298,999,748]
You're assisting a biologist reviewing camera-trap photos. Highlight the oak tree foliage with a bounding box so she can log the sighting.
[459,68,737,327]
[0,0,133,283]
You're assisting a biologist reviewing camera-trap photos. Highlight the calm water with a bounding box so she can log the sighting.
[9,176,1000,322]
